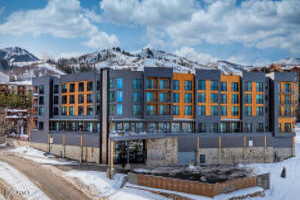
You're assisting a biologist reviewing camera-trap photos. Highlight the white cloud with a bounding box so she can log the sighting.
[0,0,119,49]
[175,47,217,64]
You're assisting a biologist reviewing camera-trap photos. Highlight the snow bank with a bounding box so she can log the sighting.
[10,146,77,165]
[0,161,50,200]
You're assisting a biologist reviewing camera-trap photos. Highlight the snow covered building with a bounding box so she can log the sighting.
[30,68,298,165]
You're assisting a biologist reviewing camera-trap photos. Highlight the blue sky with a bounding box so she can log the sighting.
[0,0,299,65]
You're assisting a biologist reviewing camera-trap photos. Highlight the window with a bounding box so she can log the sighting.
[132,105,142,116]
[285,83,291,93]
[69,106,74,116]
[257,123,264,132]
[184,80,192,90]
[213,123,219,132]
[244,123,252,132]
[69,83,75,92]
[211,93,218,103]
[145,92,154,102]
[220,106,227,116]
[182,122,193,132]
[132,79,142,89]
[116,91,123,102]
[197,93,205,103]
[211,81,218,90]
[61,106,67,115]
[159,79,169,89]
[116,78,123,89]
[146,105,155,115]
[211,106,218,116]
[62,95,67,104]
[256,106,264,116]
[96,106,100,115]
[284,96,291,104]
[159,105,170,115]
[39,85,44,94]
[198,105,206,116]
[220,94,227,104]
[199,154,206,164]
[232,94,239,104]
[87,94,93,103]
[87,82,93,91]
[96,94,100,103]
[78,94,84,104]
[220,82,227,91]
[256,94,264,104]
[109,91,115,102]
[61,84,67,93]
[184,93,192,103]
[39,96,44,105]
[87,106,93,116]
[38,107,44,116]
[79,82,84,92]
[69,95,75,104]
[147,122,156,132]
[232,82,239,91]
[97,81,101,90]
[53,96,59,104]
[285,123,292,132]
[53,107,59,115]
[78,106,84,116]
[146,79,155,89]
[172,105,179,115]
[173,93,180,103]
[172,122,180,132]
[172,80,179,90]
[185,106,192,115]
[245,106,252,116]
[132,92,141,103]
[232,106,239,116]
[38,122,44,130]
[198,123,206,132]
[116,104,123,115]
[54,85,59,93]
[109,104,115,114]
[245,81,252,91]
[198,80,206,90]
[245,94,252,104]
[109,79,114,89]
[159,92,169,102]
[256,82,264,92]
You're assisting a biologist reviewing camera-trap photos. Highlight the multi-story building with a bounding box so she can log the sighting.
[30,68,298,165]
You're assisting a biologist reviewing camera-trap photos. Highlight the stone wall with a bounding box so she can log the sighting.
[196,147,274,165]
[30,142,100,163]
[146,137,178,166]
[274,147,293,161]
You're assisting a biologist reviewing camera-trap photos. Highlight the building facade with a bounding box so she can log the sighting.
[30,68,298,165]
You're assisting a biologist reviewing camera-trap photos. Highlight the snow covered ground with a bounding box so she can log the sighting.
[10,146,77,165]
[0,161,50,200]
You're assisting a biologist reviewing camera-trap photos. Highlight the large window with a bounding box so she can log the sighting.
[39,96,44,105]
[245,94,252,104]
[198,80,206,90]
[245,81,252,91]
[87,94,93,103]
[87,82,93,91]
[220,82,227,91]
[109,91,115,102]
[256,106,264,116]
[256,82,264,92]
[69,106,74,116]
[69,95,75,104]
[232,82,239,91]
[132,79,142,89]
[61,106,67,115]
[184,106,192,115]
[285,83,291,93]
[232,94,239,104]
[211,93,218,103]
[197,93,205,103]
[53,85,59,93]
[159,105,170,115]
[184,81,192,90]
[116,78,123,89]
[184,93,192,103]
[145,92,154,102]
[39,85,44,94]
[159,80,169,89]
[61,84,67,93]
[257,123,264,132]
[146,105,155,115]
[87,106,93,116]
[78,106,84,115]
[146,79,155,89]
[198,105,206,116]
[62,95,67,104]
[244,123,252,132]
[79,94,85,104]
[211,106,218,116]
[256,94,264,104]
[220,94,227,104]
[232,106,239,116]
[159,92,169,102]
[173,93,180,103]
[220,106,227,116]
[198,123,206,132]
[211,81,218,90]
[132,105,142,116]
[116,91,123,102]
[172,105,179,115]
[172,80,179,90]
[53,107,59,115]
[69,83,75,92]
[116,104,123,115]
[245,106,252,116]
[132,92,141,103]
[38,107,44,116]
[79,82,84,92]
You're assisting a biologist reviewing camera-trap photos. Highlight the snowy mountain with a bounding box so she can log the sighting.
[275,57,300,66]
[0,47,39,64]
